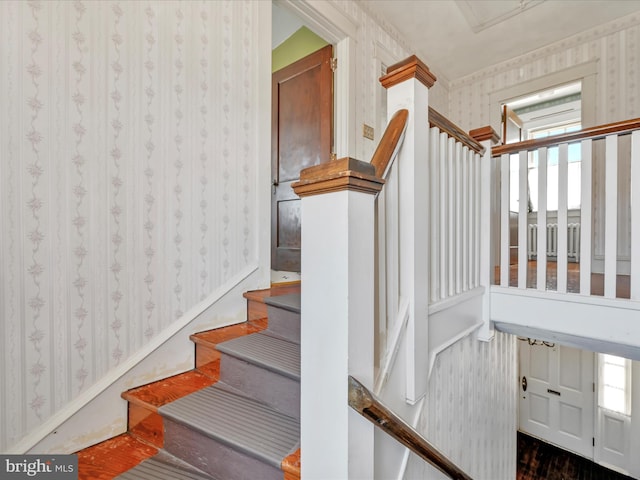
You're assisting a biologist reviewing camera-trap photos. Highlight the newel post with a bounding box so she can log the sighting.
[293,158,384,479]
[380,55,435,402]
[470,126,500,341]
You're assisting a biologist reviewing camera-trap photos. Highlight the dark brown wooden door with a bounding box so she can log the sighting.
[272,44,333,272]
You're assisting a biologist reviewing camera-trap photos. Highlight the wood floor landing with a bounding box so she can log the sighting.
[499,261,631,299]
[517,432,634,480]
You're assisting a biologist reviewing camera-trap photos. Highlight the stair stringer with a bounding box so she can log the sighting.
[11,264,266,455]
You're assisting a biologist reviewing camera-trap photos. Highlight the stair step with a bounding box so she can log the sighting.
[117,453,216,480]
[77,433,158,480]
[122,370,219,448]
[263,292,301,313]
[263,293,301,343]
[159,385,299,480]
[218,333,300,380]
[243,283,300,320]
[217,332,300,417]
[191,318,268,368]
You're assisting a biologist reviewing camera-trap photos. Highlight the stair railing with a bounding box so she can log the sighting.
[490,118,640,299]
[348,375,473,480]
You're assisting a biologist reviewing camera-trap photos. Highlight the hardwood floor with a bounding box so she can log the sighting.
[517,432,635,480]
[499,260,631,299]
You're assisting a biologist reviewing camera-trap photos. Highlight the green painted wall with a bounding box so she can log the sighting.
[272,26,329,72]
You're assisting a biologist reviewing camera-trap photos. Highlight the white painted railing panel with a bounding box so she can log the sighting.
[557,143,569,294]
[439,131,449,302]
[500,154,510,287]
[580,139,592,296]
[518,151,528,289]
[427,128,482,305]
[462,146,469,292]
[448,137,456,298]
[455,143,463,295]
[631,131,640,300]
[429,127,440,302]
[605,135,618,299]
[537,147,548,292]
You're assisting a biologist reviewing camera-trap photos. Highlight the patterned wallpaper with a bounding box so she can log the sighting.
[449,12,640,263]
[0,0,266,451]
[448,12,640,131]
[406,332,517,479]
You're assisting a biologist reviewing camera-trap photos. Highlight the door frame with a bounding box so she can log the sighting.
[518,340,596,459]
[275,0,357,159]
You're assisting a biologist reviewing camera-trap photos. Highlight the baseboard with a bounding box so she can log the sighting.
[9,264,263,455]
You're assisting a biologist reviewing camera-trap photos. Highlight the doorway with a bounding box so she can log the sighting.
[519,341,633,474]
[271,43,333,272]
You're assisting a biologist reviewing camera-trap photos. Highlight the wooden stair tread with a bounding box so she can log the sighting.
[77,433,158,480]
[122,370,217,411]
[191,318,268,347]
[282,448,301,479]
[243,283,300,303]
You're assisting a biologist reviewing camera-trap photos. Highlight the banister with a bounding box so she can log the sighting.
[492,116,640,156]
[371,109,409,178]
[429,107,485,155]
[348,376,474,480]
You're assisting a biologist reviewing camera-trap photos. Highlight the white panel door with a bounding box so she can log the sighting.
[519,342,595,459]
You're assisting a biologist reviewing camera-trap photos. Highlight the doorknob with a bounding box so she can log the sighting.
[521,376,527,392]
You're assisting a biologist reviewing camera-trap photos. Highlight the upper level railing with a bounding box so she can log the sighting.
[490,118,640,300]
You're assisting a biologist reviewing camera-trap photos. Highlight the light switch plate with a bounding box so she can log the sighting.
[363,124,374,140]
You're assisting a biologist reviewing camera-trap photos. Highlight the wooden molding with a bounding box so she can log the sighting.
[380,55,436,89]
[493,117,640,156]
[429,107,484,155]
[349,376,473,480]
[371,109,409,178]
[469,125,500,145]
[292,157,384,197]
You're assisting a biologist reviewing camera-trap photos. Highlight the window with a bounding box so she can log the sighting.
[599,354,632,416]
[527,122,582,212]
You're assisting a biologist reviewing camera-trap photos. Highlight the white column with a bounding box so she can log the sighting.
[380,56,435,403]
[470,127,500,341]
[294,158,383,480]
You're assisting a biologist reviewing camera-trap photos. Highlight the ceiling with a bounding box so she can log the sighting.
[359,0,640,82]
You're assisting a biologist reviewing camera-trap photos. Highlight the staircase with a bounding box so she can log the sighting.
[77,285,301,480]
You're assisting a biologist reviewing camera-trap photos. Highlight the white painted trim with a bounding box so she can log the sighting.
[429,320,483,377]
[428,286,485,315]
[374,299,409,396]
[276,0,358,41]
[491,285,640,310]
[394,395,427,480]
[275,0,359,157]
[8,263,259,454]
[488,61,599,133]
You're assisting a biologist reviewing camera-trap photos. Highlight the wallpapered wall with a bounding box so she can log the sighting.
[0,0,267,451]
[448,12,640,263]
[448,11,640,130]
[408,332,517,479]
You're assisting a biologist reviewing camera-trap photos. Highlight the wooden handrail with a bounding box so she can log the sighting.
[371,109,409,178]
[493,116,640,156]
[429,107,485,155]
[348,376,473,480]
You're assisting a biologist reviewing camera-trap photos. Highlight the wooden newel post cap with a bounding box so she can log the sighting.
[380,55,437,89]
[292,157,385,197]
[469,126,500,145]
